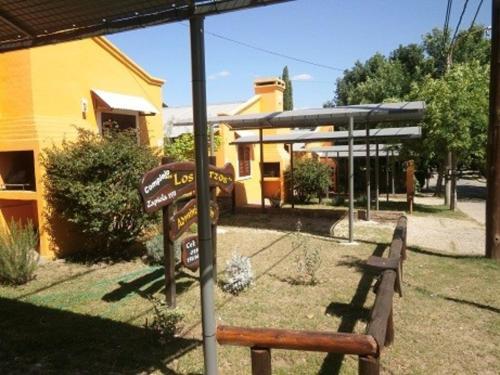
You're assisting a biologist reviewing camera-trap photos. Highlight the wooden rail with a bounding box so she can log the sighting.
[217,326,378,355]
[217,216,407,375]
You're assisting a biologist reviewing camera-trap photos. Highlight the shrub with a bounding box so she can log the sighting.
[164,133,222,162]
[221,253,253,295]
[143,234,181,265]
[331,195,345,206]
[144,296,184,345]
[292,220,321,285]
[0,219,39,285]
[42,128,159,255]
[285,158,331,203]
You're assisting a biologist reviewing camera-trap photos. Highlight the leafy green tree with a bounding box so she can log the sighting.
[164,132,222,161]
[42,129,159,255]
[281,66,294,110]
[285,158,330,203]
[410,61,489,171]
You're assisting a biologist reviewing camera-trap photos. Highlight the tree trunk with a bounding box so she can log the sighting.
[450,152,458,211]
[435,164,444,197]
[444,152,452,206]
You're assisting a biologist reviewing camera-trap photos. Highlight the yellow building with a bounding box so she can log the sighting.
[165,78,335,207]
[0,37,164,258]
[165,78,291,206]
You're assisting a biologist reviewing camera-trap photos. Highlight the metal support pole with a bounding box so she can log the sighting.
[290,143,294,209]
[335,152,339,194]
[365,123,371,220]
[487,0,500,259]
[386,150,390,202]
[189,16,217,375]
[375,144,379,211]
[349,116,354,242]
[259,129,265,212]
[391,148,395,195]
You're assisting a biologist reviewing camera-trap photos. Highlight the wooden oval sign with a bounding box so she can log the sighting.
[139,162,195,214]
[181,235,199,271]
[139,162,234,214]
[169,199,219,241]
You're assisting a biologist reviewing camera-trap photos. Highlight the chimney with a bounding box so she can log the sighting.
[254,77,285,112]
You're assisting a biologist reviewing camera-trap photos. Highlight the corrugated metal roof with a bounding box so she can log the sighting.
[164,101,244,138]
[0,0,292,52]
[209,101,425,129]
[307,144,401,153]
[231,126,422,145]
[317,150,400,158]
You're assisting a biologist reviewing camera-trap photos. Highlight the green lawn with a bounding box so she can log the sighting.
[0,213,498,374]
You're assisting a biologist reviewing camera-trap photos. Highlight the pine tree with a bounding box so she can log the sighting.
[281,66,293,110]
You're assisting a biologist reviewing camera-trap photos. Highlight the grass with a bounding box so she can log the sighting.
[282,194,470,220]
[0,212,498,374]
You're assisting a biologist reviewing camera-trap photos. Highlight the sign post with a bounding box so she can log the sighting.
[209,155,218,282]
[139,160,234,307]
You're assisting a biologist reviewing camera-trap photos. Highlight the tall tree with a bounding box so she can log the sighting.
[281,66,293,110]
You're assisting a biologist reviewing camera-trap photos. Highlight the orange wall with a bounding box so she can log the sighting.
[217,78,290,206]
[0,37,164,258]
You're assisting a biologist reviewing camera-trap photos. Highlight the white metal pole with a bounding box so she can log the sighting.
[189,16,218,375]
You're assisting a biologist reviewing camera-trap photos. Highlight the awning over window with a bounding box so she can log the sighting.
[92,89,158,115]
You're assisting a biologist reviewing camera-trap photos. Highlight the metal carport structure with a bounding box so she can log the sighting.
[0,1,293,373]
[208,102,424,243]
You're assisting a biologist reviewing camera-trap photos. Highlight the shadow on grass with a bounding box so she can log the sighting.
[443,296,500,314]
[219,209,346,237]
[0,297,201,374]
[102,267,196,302]
[318,243,387,375]
[407,283,500,314]
[336,255,373,273]
[407,246,484,259]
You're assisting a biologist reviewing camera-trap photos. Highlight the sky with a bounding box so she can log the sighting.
[108,0,492,109]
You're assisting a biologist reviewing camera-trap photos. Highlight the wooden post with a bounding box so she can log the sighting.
[163,199,176,307]
[375,144,379,211]
[359,355,380,375]
[487,0,500,259]
[251,347,271,375]
[384,307,394,347]
[161,156,176,307]
[209,156,218,282]
[231,184,236,214]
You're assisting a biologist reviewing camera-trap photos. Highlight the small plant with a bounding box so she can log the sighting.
[292,220,321,285]
[221,253,253,295]
[0,219,39,285]
[143,234,180,265]
[144,296,184,345]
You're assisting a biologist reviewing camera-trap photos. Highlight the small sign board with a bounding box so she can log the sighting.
[169,198,219,241]
[139,162,235,213]
[181,235,200,271]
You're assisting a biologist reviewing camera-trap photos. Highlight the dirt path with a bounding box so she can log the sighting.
[406,176,486,255]
[407,214,485,255]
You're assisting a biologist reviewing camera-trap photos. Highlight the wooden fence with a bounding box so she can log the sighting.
[216,216,407,375]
